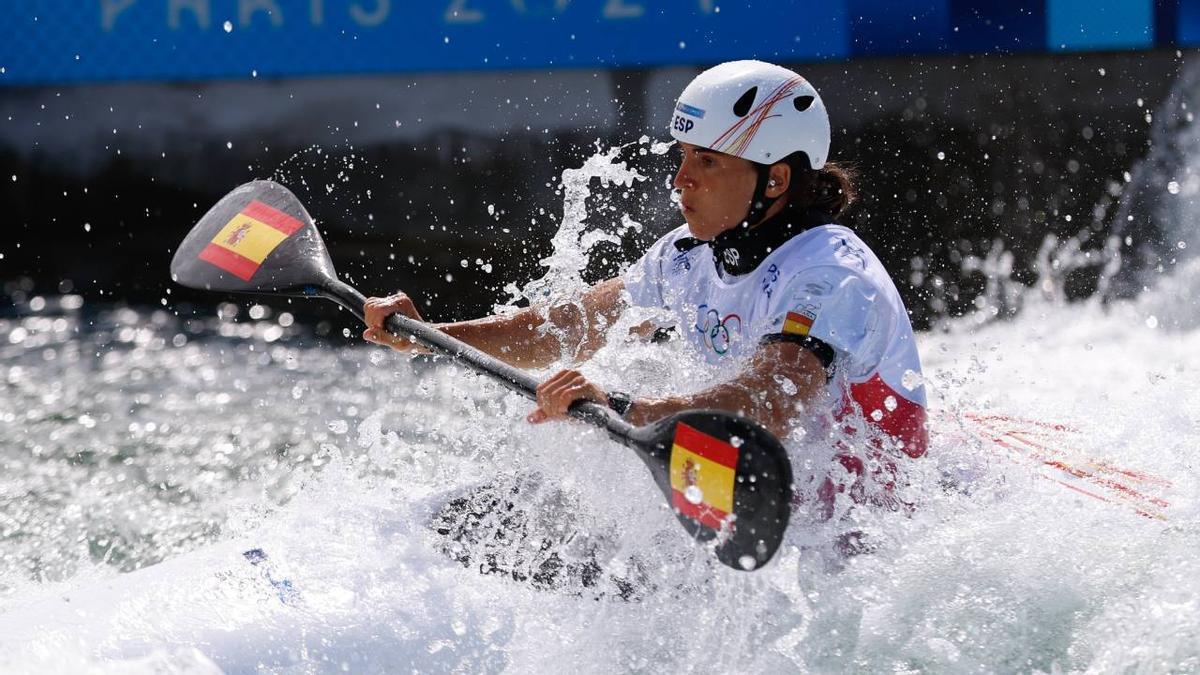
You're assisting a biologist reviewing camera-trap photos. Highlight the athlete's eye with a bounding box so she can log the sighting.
[700,155,714,167]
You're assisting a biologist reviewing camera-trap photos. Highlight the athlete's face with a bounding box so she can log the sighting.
[672,143,758,241]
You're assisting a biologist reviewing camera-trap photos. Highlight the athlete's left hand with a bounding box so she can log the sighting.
[527,369,607,424]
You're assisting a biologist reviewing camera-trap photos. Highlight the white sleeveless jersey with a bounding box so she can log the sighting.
[623,223,929,457]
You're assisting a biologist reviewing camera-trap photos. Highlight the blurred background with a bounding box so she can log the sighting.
[2,0,1198,331]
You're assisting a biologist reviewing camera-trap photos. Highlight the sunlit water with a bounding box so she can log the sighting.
[1,136,1199,673]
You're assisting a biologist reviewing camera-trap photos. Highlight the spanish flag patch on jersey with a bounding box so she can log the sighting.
[197,200,304,281]
[782,310,815,337]
[669,422,740,531]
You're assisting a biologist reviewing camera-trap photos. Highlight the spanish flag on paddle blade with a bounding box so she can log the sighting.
[669,422,740,531]
[197,200,304,281]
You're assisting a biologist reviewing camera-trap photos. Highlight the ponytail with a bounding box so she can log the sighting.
[783,154,857,218]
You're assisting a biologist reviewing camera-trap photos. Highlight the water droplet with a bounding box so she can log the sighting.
[223,20,233,32]
[774,374,798,395]
[328,419,349,434]
[1167,181,1181,195]
[1146,315,1159,329]
[684,485,703,505]
[884,395,897,412]
[901,369,924,391]
[870,409,884,421]
[738,555,757,570]
[936,151,945,160]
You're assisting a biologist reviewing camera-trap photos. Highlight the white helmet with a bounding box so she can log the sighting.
[669,60,830,169]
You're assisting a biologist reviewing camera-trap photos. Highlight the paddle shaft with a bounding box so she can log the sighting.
[320,279,641,445]
[171,179,793,569]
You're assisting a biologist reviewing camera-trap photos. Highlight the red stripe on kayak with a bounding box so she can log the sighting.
[992,435,1170,511]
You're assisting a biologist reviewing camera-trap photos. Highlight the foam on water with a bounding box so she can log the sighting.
[1,136,1199,672]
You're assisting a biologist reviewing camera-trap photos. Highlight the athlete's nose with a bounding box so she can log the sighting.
[673,160,694,190]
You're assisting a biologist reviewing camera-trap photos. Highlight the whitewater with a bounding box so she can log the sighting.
[1,128,1199,673]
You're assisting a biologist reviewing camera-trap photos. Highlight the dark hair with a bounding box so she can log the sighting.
[781,153,857,218]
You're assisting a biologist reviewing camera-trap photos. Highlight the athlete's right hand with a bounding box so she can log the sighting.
[363,292,430,353]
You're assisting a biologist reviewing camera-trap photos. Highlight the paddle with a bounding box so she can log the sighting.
[170,180,794,571]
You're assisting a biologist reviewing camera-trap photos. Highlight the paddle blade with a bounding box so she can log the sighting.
[637,411,793,571]
[170,180,336,295]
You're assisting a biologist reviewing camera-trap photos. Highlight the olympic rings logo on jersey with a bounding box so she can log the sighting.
[694,305,742,355]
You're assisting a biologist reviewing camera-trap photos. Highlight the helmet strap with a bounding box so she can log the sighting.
[741,162,780,229]
[696,162,784,277]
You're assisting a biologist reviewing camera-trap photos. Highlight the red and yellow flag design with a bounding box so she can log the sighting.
[782,310,815,337]
[669,422,740,531]
[197,200,304,281]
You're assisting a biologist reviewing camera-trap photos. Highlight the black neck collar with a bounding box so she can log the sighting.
[673,206,834,277]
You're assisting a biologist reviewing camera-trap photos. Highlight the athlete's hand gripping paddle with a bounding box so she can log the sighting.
[170,180,794,571]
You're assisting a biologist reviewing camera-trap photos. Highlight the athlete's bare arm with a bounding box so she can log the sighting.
[364,277,629,369]
[529,340,827,438]
[626,342,826,436]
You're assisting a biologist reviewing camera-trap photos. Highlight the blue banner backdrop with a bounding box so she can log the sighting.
[0,0,1196,86]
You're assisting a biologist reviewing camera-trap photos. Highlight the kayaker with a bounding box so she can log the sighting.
[365,61,928,511]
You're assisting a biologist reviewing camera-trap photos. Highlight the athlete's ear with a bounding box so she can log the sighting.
[766,162,790,198]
